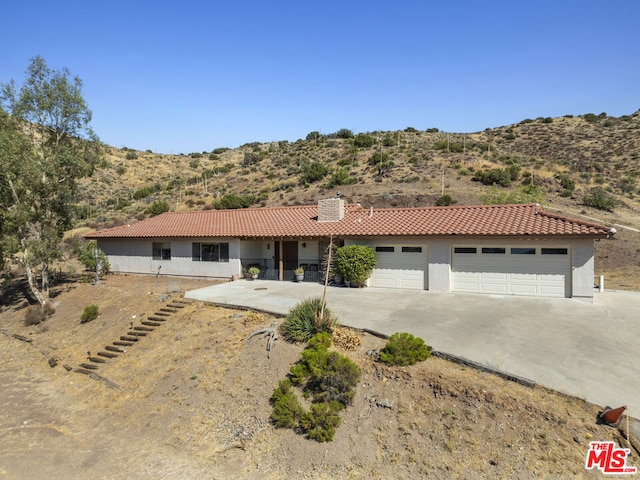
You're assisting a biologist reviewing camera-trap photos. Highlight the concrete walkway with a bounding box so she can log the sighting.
[186,280,640,421]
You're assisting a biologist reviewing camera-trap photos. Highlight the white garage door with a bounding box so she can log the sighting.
[452,246,570,297]
[370,245,427,290]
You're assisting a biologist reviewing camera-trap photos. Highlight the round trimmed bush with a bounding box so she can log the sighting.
[379,332,430,366]
[336,245,376,286]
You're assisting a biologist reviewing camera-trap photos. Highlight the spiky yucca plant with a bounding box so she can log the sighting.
[281,297,336,342]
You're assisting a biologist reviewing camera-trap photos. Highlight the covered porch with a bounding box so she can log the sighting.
[239,238,334,283]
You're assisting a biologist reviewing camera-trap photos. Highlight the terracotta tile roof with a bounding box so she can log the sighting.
[84,203,614,239]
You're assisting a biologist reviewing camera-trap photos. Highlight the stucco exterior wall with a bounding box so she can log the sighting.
[427,240,451,292]
[299,240,319,263]
[571,238,595,302]
[98,238,241,279]
[98,235,597,299]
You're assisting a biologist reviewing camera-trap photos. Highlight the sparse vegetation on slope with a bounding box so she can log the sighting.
[73,111,640,232]
[27,108,640,289]
[0,274,635,478]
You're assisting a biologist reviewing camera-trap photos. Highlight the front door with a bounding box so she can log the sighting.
[275,241,298,280]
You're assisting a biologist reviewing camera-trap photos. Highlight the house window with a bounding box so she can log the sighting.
[454,247,477,254]
[511,247,536,255]
[482,247,506,254]
[402,246,422,253]
[152,242,171,260]
[541,248,568,255]
[375,246,395,253]
[192,242,229,262]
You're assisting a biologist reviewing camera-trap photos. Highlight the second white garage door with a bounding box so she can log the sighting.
[370,245,427,290]
[452,246,570,297]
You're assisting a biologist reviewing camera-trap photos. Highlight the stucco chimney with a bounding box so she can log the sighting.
[318,197,345,222]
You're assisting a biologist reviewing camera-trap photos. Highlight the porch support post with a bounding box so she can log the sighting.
[278,239,284,281]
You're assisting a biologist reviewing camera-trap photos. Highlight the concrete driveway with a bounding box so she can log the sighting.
[186,280,640,420]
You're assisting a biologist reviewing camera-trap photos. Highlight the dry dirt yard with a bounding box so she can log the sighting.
[0,274,637,479]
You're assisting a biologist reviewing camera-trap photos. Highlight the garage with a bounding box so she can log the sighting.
[452,245,570,297]
[370,244,427,290]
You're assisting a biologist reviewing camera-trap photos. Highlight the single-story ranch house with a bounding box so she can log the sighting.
[85,198,615,302]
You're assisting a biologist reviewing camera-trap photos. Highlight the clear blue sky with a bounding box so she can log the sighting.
[2,1,638,154]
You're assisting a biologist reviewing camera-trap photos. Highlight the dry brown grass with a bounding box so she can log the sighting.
[0,273,637,479]
[331,325,363,351]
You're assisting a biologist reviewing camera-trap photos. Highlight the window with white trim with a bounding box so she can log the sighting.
[192,242,229,262]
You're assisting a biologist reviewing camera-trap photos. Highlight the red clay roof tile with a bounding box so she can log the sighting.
[84,203,613,239]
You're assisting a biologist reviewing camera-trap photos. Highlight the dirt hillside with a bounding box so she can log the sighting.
[0,274,637,479]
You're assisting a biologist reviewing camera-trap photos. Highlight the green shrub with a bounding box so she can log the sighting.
[213,193,255,209]
[336,245,376,285]
[583,187,617,211]
[335,128,354,139]
[507,164,521,181]
[270,379,305,428]
[290,333,332,385]
[300,401,343,442]
[382,133,399,147]
[281,298,336,342]
[301,161,328,183]
[473,168,512,187]
[379,332,430,366]
[74,203,92,220]
[133,186,154,200]
[115,198,131,210]
[326,167,356,188]
[78,240,111,275]
[271,332,360,442]
[436,194,453,206]
[353,133,375,148]
[306,131,322,142]
[289,333,360,407]
[242,151,263,167]
[433,140,464,152]
[145,199,170,216]
[314,351,361,406]
[81,304,100,324]
[619,177,636,194]
[557,174,575,191]
[125,151,137,160]
[368,151,395,176]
